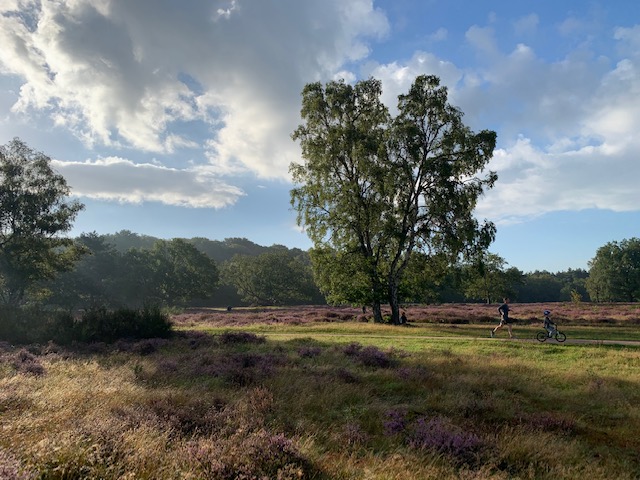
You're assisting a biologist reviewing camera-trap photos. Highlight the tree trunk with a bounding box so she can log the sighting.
[388,279,400,324]
[372,301,384,323]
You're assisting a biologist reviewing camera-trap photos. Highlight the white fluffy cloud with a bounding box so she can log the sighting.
[0,0,638,226]
[0,0,388,203]
[52,157,245,208]
[364,20,640,224]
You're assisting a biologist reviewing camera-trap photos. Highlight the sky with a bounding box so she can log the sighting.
[0,0,639,273]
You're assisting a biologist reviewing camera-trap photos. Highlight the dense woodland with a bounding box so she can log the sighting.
[36,230,599,310]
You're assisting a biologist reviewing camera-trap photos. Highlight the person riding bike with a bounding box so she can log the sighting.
[543,310,556,338]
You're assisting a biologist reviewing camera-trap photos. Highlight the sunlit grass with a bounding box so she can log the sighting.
[1,305,640,479]
[185,322,640,344]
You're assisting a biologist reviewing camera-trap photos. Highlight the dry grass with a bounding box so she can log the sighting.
[1,305,640,479]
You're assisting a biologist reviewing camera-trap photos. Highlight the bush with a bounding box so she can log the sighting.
[218,331,265,345]
[0,306,73,344]
[0,305,172,344]
[343,342,395,368]
[0,448,33,480]
[73,305,172,342]
[407,416,484,464]
[187,429,313,479]
[11,349,46,376]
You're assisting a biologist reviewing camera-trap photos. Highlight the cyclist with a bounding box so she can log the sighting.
[543,310,556,338]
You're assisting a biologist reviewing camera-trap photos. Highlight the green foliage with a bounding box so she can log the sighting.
[309,246,375,307]
[43,232,123,309]
[43,236,220,309]
[0,306,60,344]
[122,239,220,307]
[0,138,85,306]
[514,268,589,303]
[100,229,158,252]
[72,305,172,342]
[587,238,640,302]
[291,75,497,323]
[222,250,322,305]
[570,288,583,303]
[460,252,523,303]
[188,236,270,263]
[0,305,171,343]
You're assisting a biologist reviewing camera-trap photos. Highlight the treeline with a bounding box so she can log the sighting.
[36,230,611,310]
[40,231,325,310]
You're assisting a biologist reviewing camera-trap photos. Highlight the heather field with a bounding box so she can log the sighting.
[175,302,640,342]
[1,303,640,479]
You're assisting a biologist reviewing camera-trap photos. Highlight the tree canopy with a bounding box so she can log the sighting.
[461,252,523,304]
[222,250,321,306]
[0,138,85,305]
[291,75,497,323]
[586,238,640,302]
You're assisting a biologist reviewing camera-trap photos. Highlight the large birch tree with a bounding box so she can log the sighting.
[291,75,497,323]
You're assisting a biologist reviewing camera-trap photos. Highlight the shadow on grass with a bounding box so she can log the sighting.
[2,329,639,479]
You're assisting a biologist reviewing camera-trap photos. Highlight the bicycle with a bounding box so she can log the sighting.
[536,328,566,343]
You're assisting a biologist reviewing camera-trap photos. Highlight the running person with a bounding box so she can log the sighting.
[491,298,514,338]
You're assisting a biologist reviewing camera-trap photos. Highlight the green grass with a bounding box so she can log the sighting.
[1,315,640,479]
[184,320,640,342]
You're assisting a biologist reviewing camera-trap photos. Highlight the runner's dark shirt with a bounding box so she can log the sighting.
[498,303,510,323]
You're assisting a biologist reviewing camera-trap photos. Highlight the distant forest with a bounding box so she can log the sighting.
[39,230,596,310]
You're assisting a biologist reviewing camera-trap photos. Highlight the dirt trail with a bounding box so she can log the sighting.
[259,332,640,346]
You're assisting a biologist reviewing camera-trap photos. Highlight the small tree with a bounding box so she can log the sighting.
[0,138,84,306]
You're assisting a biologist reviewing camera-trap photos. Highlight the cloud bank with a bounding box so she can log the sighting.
[0,1,638,225]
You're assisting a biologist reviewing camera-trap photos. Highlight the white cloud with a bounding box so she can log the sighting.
[359,19,640,225]
[52,156,244,208]
[1,0,639,229]
[465,25,499,58]
[513,13,539,37]
[614,25,640,56]
[363,51,462,111]
[429,28,448,42]
[0,0,389,182]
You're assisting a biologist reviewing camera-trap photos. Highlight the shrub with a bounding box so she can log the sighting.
[11,349,45,376]
[0,448,33,480]
[343,342,395,368]
[0,305,172,344]
[407,416,484,464]
[187,429,313,479]
[0,306,71,344]
[73,305,172,343]
[297,346,322,358]
[218,331,265,345]
[383,409,408,436]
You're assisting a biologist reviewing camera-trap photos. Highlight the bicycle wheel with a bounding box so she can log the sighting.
[536,331,547,342]
[555,331,567,342]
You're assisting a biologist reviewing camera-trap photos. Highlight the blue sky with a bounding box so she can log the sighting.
[1,0,639,273]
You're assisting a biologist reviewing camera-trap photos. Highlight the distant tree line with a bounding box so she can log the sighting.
[34,231,324,310]
[33,230,628,310]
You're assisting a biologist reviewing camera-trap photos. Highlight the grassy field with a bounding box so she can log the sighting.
[1,303,639,479]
